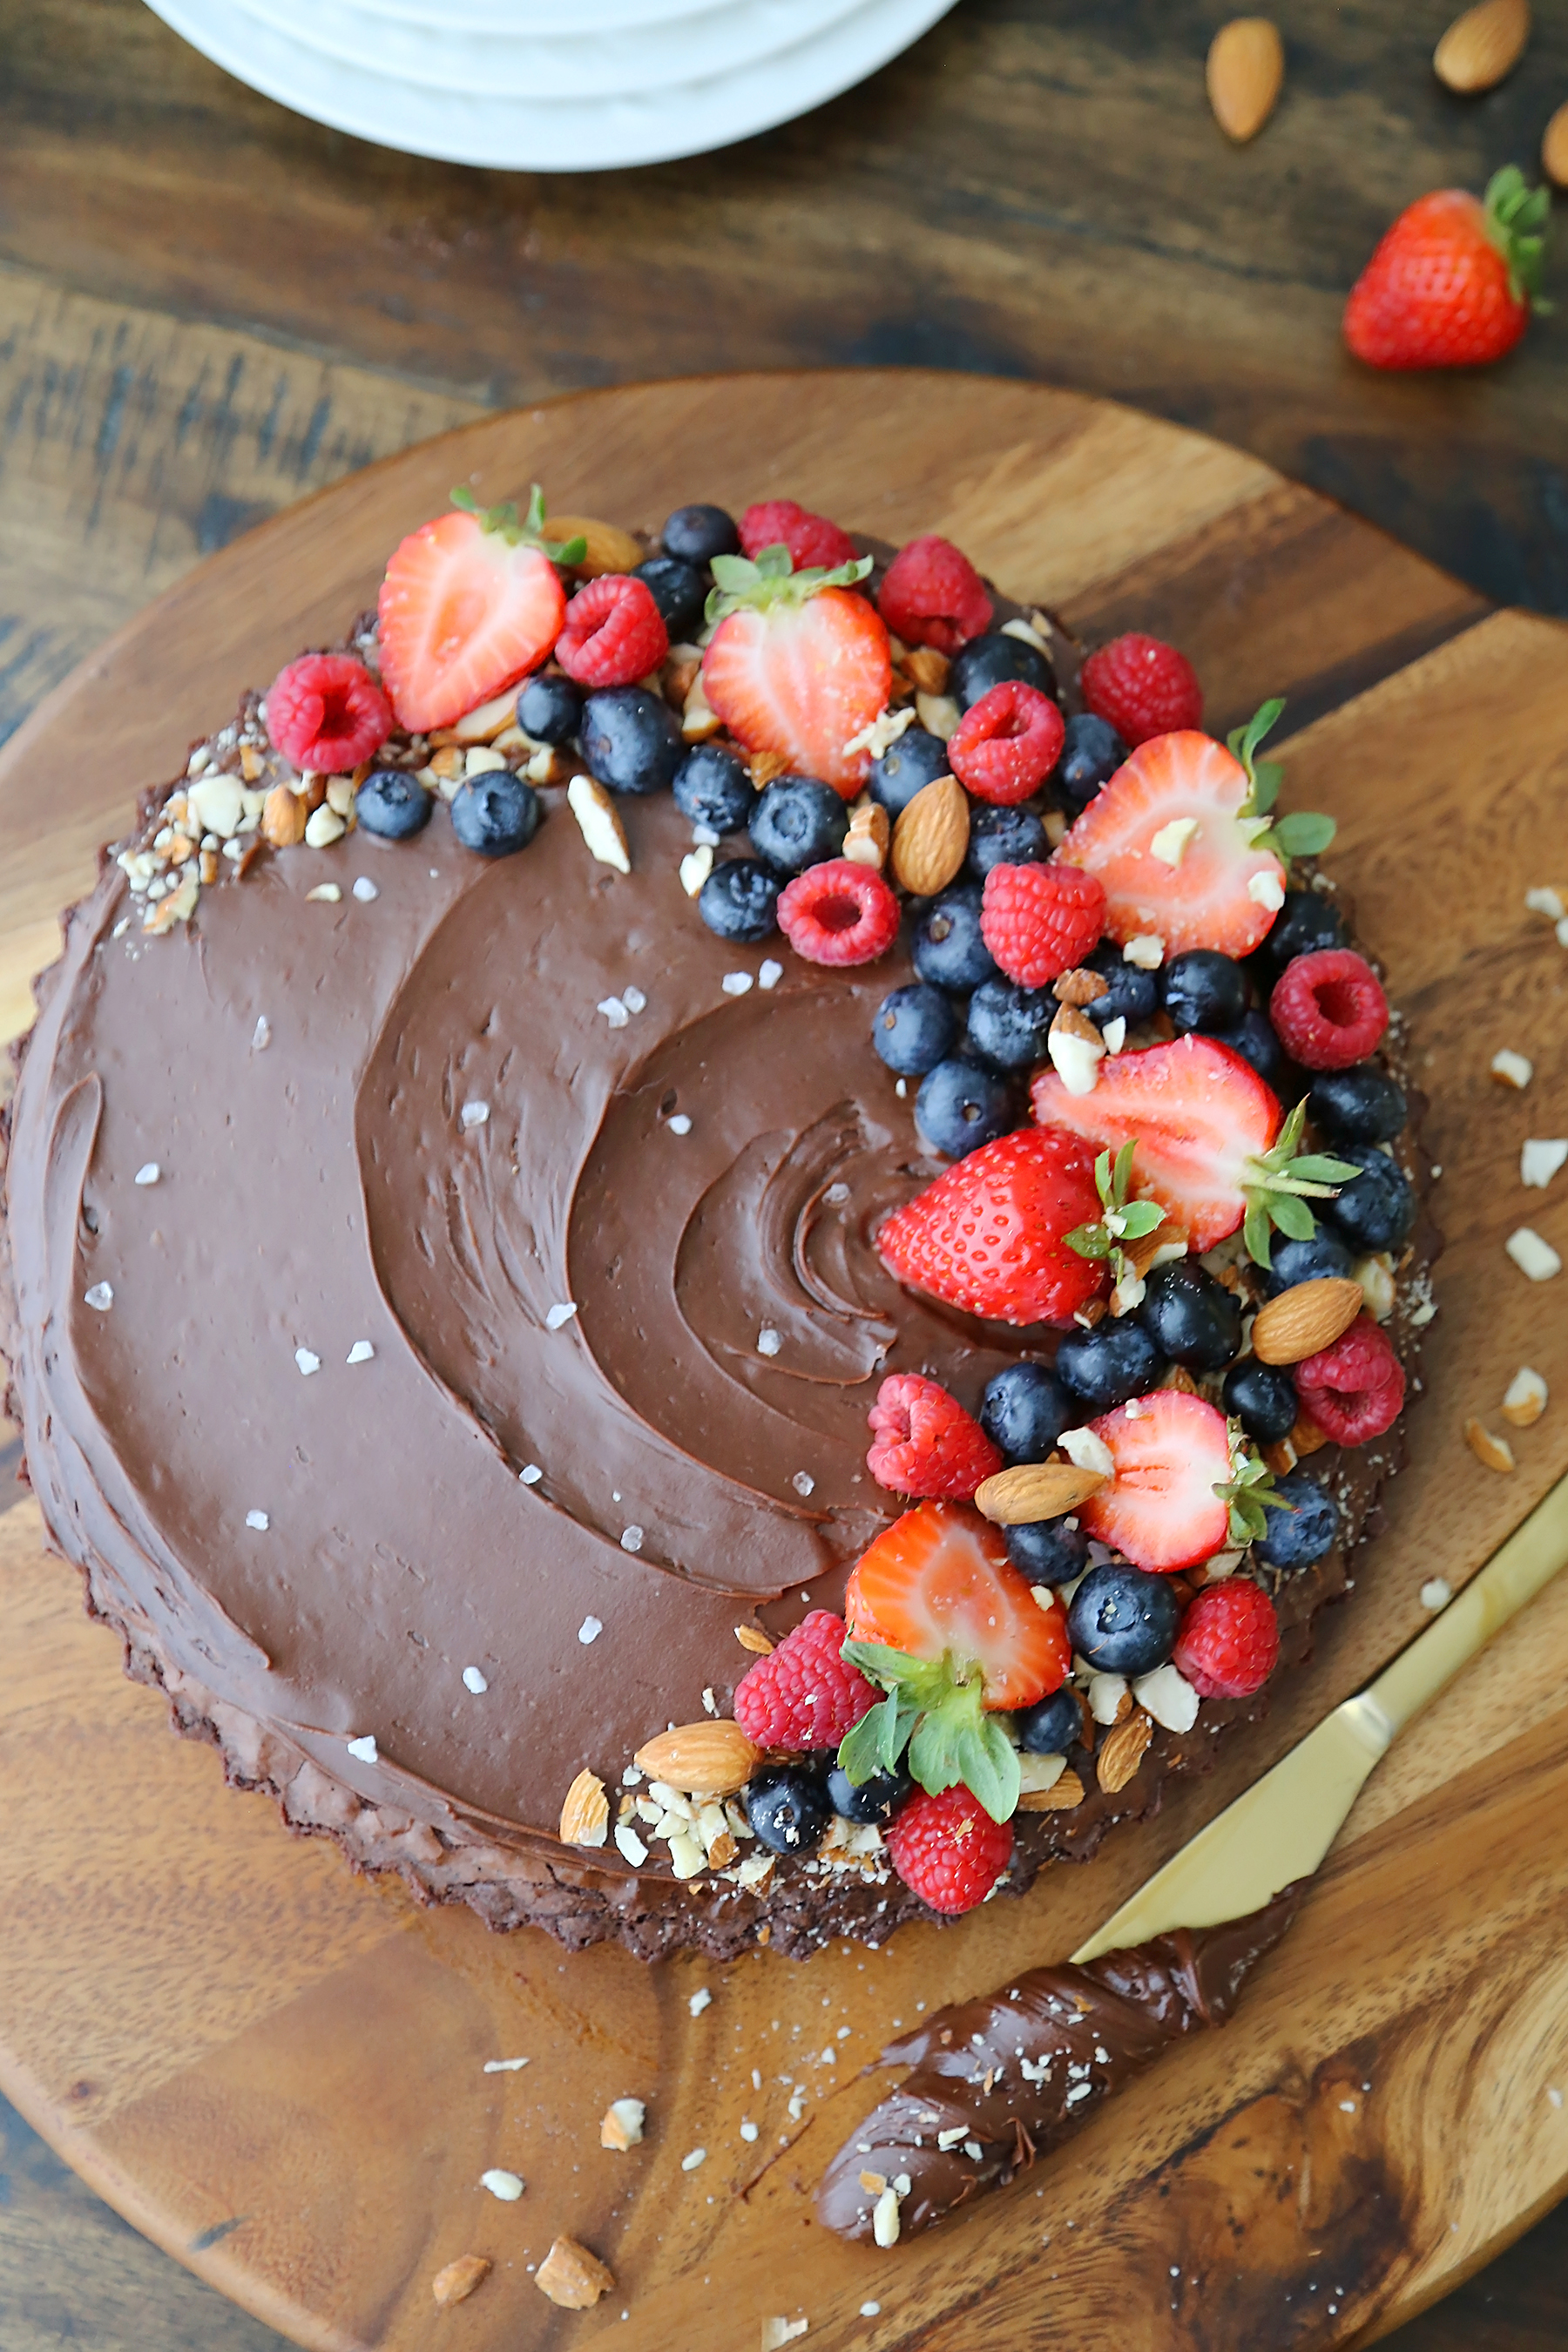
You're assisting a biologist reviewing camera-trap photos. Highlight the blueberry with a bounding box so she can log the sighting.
[661,502,740,564]
[355,767,433,840]
[1320,1145,1416,1254]
[1213,1009,1287,1091]
[911,883,998,992]
[516,671,584,747]
[1066,1561,1180,1676]
[699,857,781,943]
[1015,1686,1084,1756]
[750,777,849,875]
[966,977,1056,1071]
[1004,1517,1090,1585]
[950,631,1053,710]
[1260,888,1348,976]
[673,742,755,835]
[580,686,684,794]
[1222,1360,1298,1444]
[966,802,1049,880]
[1139,1260,1242,1371]
[634,554,706,643]
[826,1762,913,1825]
[979,1362,1072,1464]
[870,983,956,1078]
[1055,712,1128,814]
[915,1058,1016,1159]
[1308,1064,1408,1146]
[1163,950,1248,1035]
[868,725,950,817]
[1261,1232,1355,1297]
[1083,939,1159,1031]
[1055,1319,1163,1410]
[743,1765,833,1855]
[1254,1470,1339,1571]
[449,771,541,857]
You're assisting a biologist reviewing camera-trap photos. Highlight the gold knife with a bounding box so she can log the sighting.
[1071,1474,1568,1964]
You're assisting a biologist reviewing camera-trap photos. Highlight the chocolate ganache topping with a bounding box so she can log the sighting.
[818,1884,1305,2242]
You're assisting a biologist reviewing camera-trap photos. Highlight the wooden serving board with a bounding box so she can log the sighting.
[3,372,1567,2352]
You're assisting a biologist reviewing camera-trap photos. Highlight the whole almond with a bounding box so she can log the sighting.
[260,783,308,848]
[973,1461,1107,1524]
[545,514,644,576]
[1249,1276,1364,1364]
[432,2254,492,2308]
[633,1719,761,1794]
[558,1767,610,1847]
[1097,1708,1153,1794]
[1434,0,1529,91]
[535,2236,615,2310]
[1546,101,1568,188]
[1017,1767,1085,1812]
[1206,17,1285,142]
[891,772,968,895]
[734,1623,774,1654]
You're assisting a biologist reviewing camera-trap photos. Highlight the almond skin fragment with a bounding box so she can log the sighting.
[1097,1709,1153,1794]
[1464,1416,1517,1473]
[973,1461,1108,1524]
[535,2236,615,2310]
[431,2254,492,2308]
[1017,1767,1085,1811]
[1053,967,1111,1007]
[901,645,951,696]
[1434,0,1529,91]
[1250,1276,1365,1365]
[1290,1409,1329,1456]
[891,772,969,896]
[1206,17,1285,141]
[1502,1367,1548,1428]
[544,515,644,577]
[633,1719,761,1794]
[558,1767,610,1847]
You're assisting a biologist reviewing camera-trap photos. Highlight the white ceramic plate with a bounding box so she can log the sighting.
[143,0,958,168]
[229,0,871,101]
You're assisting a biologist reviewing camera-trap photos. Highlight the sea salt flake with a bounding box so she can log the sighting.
[722,971,754,996]
[83,1282,114,1312]
[483,2057,529,2072]
[546,1301,579,1329]
[689,1987,713,2017]
[760,2321,808,2350]
[620,1524,644,1554]
[460,1098,490,1128]
[351,875,379,902]
[692,823,720,848]
[133,1162,160,1186]
[579,1614,605,1644]
[346,1339,375,1364]
[1522,1139,1568,1189]
[598,996,631,1028]
[245,1510,270,1531]
[621,983,646,1013]
[463,1666,489,1693]
[757,1327,783,1356]
[740,2120,760,2142]
[825,1182,850,1204]
[480,2168,524,2201]
[793,1471,815,1497]
[667,1114,693,1135]
[759,959,783,990]
[1420,1578,1452,1612]
[294,1347,321,1375]
[346,1734,378,1762]
[861,2303,882,2319]
[252,1016,272,1051]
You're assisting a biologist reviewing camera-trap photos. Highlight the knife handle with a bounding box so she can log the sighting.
[1365,1475,1568,1738]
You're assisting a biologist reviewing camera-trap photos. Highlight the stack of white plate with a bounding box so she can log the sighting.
[144,0,958,171]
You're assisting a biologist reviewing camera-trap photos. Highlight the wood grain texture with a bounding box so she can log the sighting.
[2,373,1567,2349]
[0,1,1563,618]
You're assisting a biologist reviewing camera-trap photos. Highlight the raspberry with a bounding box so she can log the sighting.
[777,859,899,967]
[1269,949,1389,1071]
[1080,633,1203,747]
[1294,1313,1405,1445]
[266,654,393,774]
[886,1784,1014,1915]
[948,680,1066,806]
[980,862,1106,988]
[739,500,859,573]
[555,575,669,688]
[876,534,993,655]
[733,1610,877,1752]
[1173,1578,1280,1700]
[866,1374,1003,1500]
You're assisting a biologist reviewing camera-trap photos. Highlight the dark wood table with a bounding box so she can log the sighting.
[0,1,1564,2343]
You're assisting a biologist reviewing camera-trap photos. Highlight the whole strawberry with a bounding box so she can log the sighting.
[733,1610,878,1752]
[878,1127,1107,1327]
[1344,167,1551,370]
[866,1374,1003,1499]
[886,1783,1014,1915]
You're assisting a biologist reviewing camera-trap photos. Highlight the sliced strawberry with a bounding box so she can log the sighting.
[878,1127,1107,1328]
[1055,730,1284,958]
[1078,1391,1233,1572]
[1032,1035,1279,1252]
[845,1504,1070,1710]
[378,490,569,732]
[700,547,890,798]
